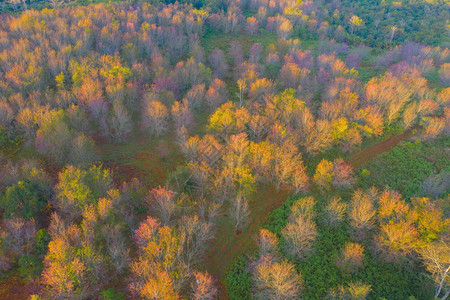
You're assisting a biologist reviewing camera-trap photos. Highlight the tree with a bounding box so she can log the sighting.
[388,26,398,43]
[129,218,186,298]
[254,255,302,299]
[229,41,243,67]
[236,79,247,107]
[248,78,275,105]
[55,165,112,222]
[108,100,132,142]
[1,218,36,256]
[35,110,72,165]
[313,159,334,190]
[6,0,27,11]
[336,243,364,274]
[348,189,377,240]
[258,229,279,257]
[191,271,217,300]
[349,15,363,34]
[142,101,169,137]
[179,214,213,264]
[325,196,347,227]
[1,180,50,219]
[332,158,355,188]
[205,79,228,112]
[171,99,195,131]
[70,134,98,166]
[419,239,450,299]
[209,49,228,79]
[282,212,317,260]
[329,282,371,299]
[246,17,259,35]
[147,187,177,225]
[277,19,293,39]
[43,238,92,299]
[376,190,418,262]
[229,193,250,230]
[48,0,64,9]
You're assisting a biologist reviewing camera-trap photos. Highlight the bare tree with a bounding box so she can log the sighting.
[142,101,169,137]
[282,213,317,260]
[48,0,64,9]
[419,239,450,299]
[108,100,132,142]
[254,255,302,299]
[147,187,177,225]
[229,193,250,230]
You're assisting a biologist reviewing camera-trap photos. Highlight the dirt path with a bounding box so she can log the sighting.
[203,187,289,298]
[207,129,417,299]
[347,128,415,169]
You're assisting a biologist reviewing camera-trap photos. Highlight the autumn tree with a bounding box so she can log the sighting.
[282,197,318,260]
[336,242,365,274]
[419,239,450,299]
[254,255,302,299]
[349,15,363,34]
[108,100,132,142]
[332,158,355,188]
[348,188,377,240]
[246,17,259,35]
[142,100,169,137]
[258,229,279,257]
[55,165,112,222]
[277,18,293,39]
[329,282,371,299]
[129,217,187,298]
[147,187,177,225]
[324,196,347,227]
[171,99,195,131]
[191,271,217,300]
[205,79,228,112]
[313,159,334,190]
[209,49,229,79]
[376,190,418,262]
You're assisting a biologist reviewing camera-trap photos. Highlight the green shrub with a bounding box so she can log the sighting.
[225,256,253,300]
[34,229,51,256]
[99,289,124,300]
[18,254,43,280]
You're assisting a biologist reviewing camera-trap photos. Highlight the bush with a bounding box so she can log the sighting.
[225,256,253,300]
[34,229,51,256]
[99,289,124,300]
[0,181,49,219]
[18,254,43,280]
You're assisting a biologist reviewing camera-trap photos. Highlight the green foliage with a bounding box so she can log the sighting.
[353,251,434,299]
[0,180,49,219]
[264,194,302,235]
[99,288,124,300]
[296,225,349,299]
[18,254,43,280]
[358,138,449,199]
[225,256,253,300]
[0,126,21,153]
[34,229,51,256]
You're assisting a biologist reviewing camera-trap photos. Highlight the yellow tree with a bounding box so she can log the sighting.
[349,15,363,34]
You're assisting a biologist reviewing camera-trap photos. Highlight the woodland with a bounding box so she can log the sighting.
[0,0,448,299]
